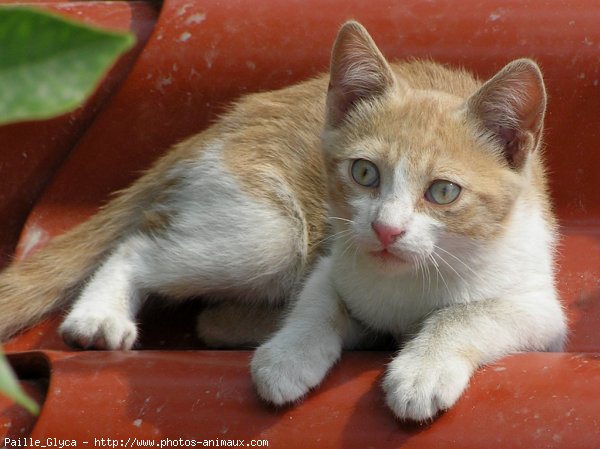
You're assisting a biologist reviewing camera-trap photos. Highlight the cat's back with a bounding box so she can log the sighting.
[219,75,329,188]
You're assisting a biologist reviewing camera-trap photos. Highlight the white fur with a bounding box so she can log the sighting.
[60,141,304,349]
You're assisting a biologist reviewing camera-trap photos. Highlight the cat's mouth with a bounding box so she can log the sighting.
[369,249,409,265]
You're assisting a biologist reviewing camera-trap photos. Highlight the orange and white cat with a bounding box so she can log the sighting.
[250,22,566,420]
[0,21,565,421]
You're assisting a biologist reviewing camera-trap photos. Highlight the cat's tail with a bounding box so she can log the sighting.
[0,151,176,342]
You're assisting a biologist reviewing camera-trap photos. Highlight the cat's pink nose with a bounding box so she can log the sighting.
[372,222,405,247]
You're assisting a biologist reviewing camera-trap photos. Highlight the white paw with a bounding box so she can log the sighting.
[59,306,138,350]
[251,339,337,405]
[382,349,472,422]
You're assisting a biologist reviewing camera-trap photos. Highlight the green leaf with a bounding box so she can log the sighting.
[0,7,135,125]
[0,348,39,415]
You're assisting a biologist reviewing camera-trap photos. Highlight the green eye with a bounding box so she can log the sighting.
[351,159,379,187]
[426,180,461,205]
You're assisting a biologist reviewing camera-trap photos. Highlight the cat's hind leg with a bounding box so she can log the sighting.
[196,302,286,348]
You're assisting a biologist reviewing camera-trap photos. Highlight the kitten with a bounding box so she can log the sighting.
[0,21,565,421]
[250,21,566,421]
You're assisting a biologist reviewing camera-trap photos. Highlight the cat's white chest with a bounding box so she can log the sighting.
[330,257,447,335]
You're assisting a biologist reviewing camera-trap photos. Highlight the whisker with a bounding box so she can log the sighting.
[428,254,450,297]
[433,250,468,286]
[417,257,427,300]
[314,229,354,247]
[340,234,357,260]
[423,255,433,298]
[433,245,482,281]
[328,216,356,224]
[425,258,432,297]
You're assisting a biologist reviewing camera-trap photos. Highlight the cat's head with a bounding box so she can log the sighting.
[321,21,548,275]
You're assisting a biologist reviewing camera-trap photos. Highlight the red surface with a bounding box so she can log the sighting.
[2,0,600,446]
[4,351,600,448]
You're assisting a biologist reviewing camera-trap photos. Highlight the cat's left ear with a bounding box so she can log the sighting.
[466,59,546,170]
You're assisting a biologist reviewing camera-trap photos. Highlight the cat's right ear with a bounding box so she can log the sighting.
[325,21,397,128]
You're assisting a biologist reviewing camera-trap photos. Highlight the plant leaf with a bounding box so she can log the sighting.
[0,348,39,415]
[0,7,135,125]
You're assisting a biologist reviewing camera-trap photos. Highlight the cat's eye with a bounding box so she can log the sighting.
[351,159,379,187]
[426,180,461,205]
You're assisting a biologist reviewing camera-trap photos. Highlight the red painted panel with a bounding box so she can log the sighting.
[10,351,600,448]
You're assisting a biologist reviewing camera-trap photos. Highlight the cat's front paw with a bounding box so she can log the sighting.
[251,339,336,406]
[382,350,472,422]
[59,306,137,350]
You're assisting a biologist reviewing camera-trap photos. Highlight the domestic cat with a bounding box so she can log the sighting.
[250,22,566,421]
[0,21,565,421]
